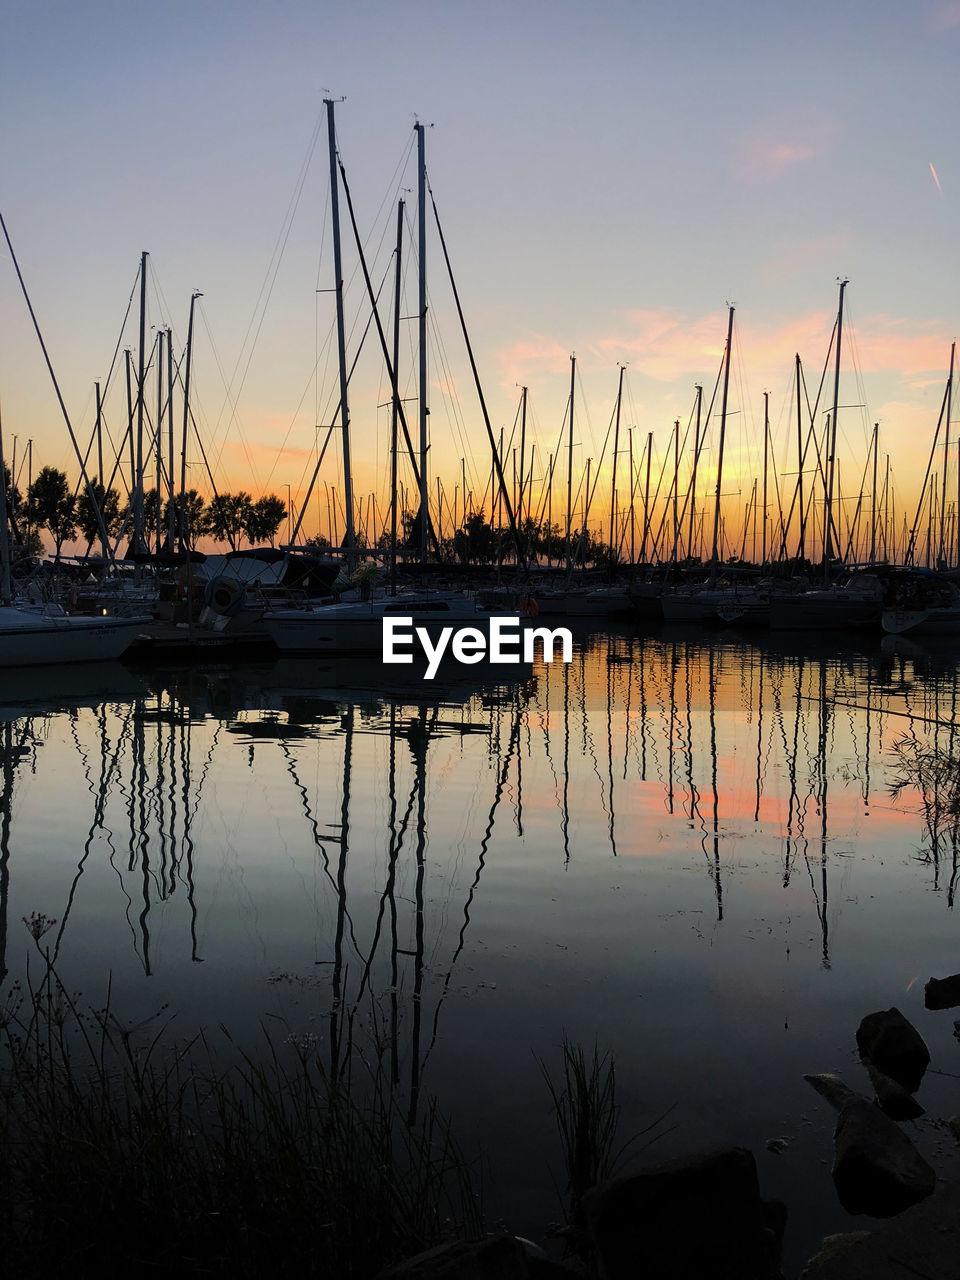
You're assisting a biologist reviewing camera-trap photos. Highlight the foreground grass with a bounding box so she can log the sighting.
[0,929,482,1278]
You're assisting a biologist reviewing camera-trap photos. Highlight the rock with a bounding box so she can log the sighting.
[832,1098,936,1217]
[375,1234,576,1279]
[799,1180,960,1278]
[582,1146,784,1279]
[947,1115,960,1144]
[855,1008,930,1092]
[803,1073,860,1111]
[800,1232,873,1274]
[863,1060,925,1121]
[924,973,960,1010]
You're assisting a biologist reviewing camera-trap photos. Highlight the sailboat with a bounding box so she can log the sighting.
[0,416,147,667]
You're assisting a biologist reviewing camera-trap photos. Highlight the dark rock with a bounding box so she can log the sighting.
[832,1098,936,1217]
[924,973,960,1010]
[800,1232,872,1275]
[863,1060,925,1121]
[376,1234,537,1279]
[582,1146,784,1279]
[803,1073,860,1111]
[800,1180,960,1278]
[855,1007,930,1092]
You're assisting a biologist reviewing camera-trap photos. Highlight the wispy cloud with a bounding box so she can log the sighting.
[496,308,953,395]
[732,123,834,185]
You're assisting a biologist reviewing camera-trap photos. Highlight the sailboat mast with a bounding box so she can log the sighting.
[133,250,148,555]
[762,390,769,567]
[941,345,954,565]
[179,290,200,552]
[519,385,528,528]
[687,383,702,561]
[795,353,804,562]
[870,422,878,564]
[416,121,428,564]
[0,404,12,606]
[709,304,735,573]
[95,380,103,488]
[609,364,624,564]
[824,278,848,567]
[566,353,576,570]
[390,198,403,592]
[166,329,175,550]
[642,430,652,562]
[326,99,356,560]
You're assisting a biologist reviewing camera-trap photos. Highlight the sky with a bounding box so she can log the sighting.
[2,0,958,551]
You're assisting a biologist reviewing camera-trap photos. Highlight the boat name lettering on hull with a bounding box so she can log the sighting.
[382,617,573,679]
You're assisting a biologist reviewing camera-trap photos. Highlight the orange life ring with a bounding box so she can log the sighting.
[520,596,539,619]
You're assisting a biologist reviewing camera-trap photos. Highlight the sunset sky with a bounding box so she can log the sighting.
[2,0,958,550]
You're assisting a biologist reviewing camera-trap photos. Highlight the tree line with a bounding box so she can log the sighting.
[9,467,289,558]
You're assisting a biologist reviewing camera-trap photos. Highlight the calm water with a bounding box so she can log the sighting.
[3,628,960,1272]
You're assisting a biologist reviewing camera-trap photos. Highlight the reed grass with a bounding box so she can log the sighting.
[537,1034,677,1246]
[0,938,482,1278]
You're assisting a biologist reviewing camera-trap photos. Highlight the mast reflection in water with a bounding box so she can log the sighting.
[1,633,959,1268]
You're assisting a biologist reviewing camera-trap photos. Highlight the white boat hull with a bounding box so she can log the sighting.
[881,607,960,636]
[0,612,149,667]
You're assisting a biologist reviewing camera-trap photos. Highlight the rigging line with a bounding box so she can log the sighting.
[0,209,114,551]
[211,110,326,439]
[196,302,260,490]
[288,264,392,542]
[96,261,141,408]
[267,255,392,498]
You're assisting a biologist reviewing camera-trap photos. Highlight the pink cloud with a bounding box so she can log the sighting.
[497,307,952,391]
[733,125,833,185]
[496,333,574,386]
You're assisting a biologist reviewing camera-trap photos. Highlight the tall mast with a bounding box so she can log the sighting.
[565,353,576,569]
[95,380,103,488]
[671,417,680,560]
[326,98,355,560]
[179,290,201,551]
[628,427,635,563]
[762,390,769,566]
[824,278,848,568]
[390,198,403,592]
[941,346,954,565]
[642,430,652,562]
[519,385,528,528]
[166,329,175,550]
[709,304,735,575]
[155,330,164,554]
[608,365,624,564]
[133,250,148,555]
[125,349,136,506]
[416,120,428,564]
[687,383,702,561]
[0,405,12,606]
[870,422,879,564]
[795,353,805,562]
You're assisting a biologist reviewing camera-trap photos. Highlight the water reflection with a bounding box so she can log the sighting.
[3,633,960,1257]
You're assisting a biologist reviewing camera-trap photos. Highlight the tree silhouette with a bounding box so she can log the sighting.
[244,494,287,546]
[76,483,123,545]
[203,492,252,546]
[27,467,76,559]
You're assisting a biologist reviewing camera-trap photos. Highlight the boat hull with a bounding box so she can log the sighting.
[0,614,149,667]
[769,595,880,631]
[881,607,960,636]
